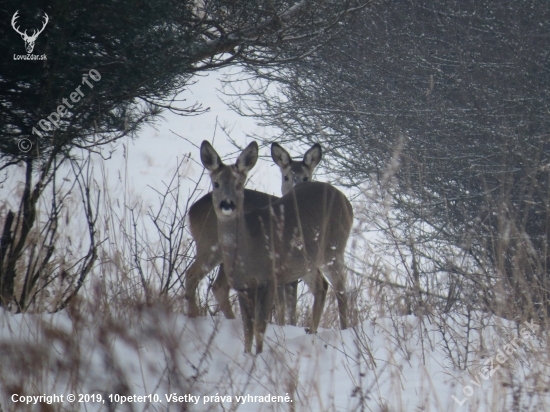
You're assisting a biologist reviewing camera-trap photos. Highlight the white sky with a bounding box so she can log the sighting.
[116,68,292,202]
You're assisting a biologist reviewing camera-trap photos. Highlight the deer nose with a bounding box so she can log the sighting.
[219,200,235,215]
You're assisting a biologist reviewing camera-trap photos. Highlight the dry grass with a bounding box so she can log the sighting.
[0,147,549,412]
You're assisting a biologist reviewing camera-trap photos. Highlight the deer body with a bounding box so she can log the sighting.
[200,141,352,353]
[186,189,277,318]
[219,182,352,291]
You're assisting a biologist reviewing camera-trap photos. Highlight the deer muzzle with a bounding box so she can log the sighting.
[219,200,236,215]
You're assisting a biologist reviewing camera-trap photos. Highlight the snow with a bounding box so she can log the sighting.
[2,304,547,411]
[0,308,442,410]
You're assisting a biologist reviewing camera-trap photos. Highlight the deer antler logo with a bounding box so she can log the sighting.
[11,11,49,54]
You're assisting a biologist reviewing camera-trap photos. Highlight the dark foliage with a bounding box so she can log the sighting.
[0,0,364,161]
[231,0,550,319]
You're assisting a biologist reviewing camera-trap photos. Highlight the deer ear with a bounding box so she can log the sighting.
[200,141,222,172]
[271,142,292,169]
[303,143,322,170]
[236,141,258,173]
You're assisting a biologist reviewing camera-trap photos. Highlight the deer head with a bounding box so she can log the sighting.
[12,11,49,54]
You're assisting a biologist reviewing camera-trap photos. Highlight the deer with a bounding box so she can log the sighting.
[11,11,49,54]
[199,140,352,354]
[185,142,323,326]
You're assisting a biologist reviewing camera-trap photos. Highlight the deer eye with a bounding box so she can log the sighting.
[214,182,219,188]
[284,176,289,181]
[303,177,308,181]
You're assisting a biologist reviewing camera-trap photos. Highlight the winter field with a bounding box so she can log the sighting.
[1,70,549,412]
[1,304,546,412]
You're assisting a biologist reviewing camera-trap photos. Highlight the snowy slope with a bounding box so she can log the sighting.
[1,305,547,412]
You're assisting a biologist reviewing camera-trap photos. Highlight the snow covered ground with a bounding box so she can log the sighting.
[1,304,547,412]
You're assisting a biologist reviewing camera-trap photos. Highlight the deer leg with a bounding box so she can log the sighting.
[307,274,328,334]
[185,252,219,318]
[255,281,276,354]
[212,264,235,319]
[238,290,255,353]
[275,283,286,326]
[328,258,348,330]
[285,280,298,326]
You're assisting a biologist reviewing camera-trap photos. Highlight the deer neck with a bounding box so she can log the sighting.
[217,216,242,256]
[216,212,254,290]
